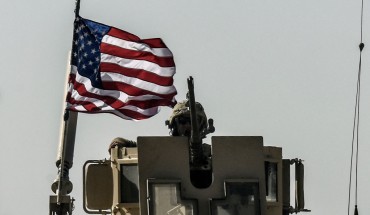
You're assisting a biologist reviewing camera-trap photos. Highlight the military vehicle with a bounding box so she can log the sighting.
[50,77,310,215]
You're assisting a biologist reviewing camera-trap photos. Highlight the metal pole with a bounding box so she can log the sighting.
[49,1,82,213]
[50,52,78,215]
[75,0,81,17]
[55,110,78,203]
[53,0,82,198]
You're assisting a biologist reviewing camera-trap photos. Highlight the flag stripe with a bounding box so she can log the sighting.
[100,53,175,77]
[100,43,175,67]
[100,72,177,95]
[100,63,174,86]
[107,28,141,43]
[102,34,173,57]
[107,28,171,49]
[141,38,171,49]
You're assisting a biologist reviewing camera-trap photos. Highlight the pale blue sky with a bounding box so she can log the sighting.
[0,0,369,214]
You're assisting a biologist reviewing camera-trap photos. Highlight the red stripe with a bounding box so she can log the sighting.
[101,80,177,100]
[81,102,101,112]
[141,38,168,48]
[68,73,76,83]
[100,43,175,67]
[100,63,174,86]
[108,28,168,48]
[107,28,141,42]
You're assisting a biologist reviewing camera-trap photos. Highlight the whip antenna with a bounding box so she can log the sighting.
[347,0,364,214]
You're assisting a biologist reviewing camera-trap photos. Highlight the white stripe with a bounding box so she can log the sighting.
[102,35,173,57]
[100,72,177,95]
[100,53,175,77]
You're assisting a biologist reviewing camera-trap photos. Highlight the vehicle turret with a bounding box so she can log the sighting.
[82,77,310,215]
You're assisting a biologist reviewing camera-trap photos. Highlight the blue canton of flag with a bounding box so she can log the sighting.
[71,17,110,88]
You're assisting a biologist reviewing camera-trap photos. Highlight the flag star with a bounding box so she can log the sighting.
[73,52,77,57]
[81,43,85,49]
[95,57,99,62]
[83,52,88,58]
[88,61,93,65]
[91,49,96,54]
[87,41,92,46]
[84,32,88,37]
[82,64,86,69]
[79,35,84,40]
[74,40,78,45]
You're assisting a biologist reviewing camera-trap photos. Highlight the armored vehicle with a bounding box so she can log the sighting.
[50,77,309,215]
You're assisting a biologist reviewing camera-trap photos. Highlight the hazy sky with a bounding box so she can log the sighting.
[1,0,369,214]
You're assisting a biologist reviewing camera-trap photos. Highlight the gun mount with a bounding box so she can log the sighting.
[186,76,215,188]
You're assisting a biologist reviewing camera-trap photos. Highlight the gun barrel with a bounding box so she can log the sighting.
[187,76,203,166]
[187,77,201,143]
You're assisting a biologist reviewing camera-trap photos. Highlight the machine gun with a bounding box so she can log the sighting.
[187,76,215,188]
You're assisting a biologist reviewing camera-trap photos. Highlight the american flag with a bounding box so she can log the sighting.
[66,16,177,120]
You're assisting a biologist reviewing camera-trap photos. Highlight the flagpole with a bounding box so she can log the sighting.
[75,0,81,17]
[56,52,77,203]
[50,2,81,213]
[49,50,79,214]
